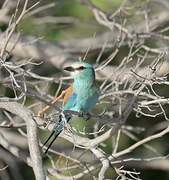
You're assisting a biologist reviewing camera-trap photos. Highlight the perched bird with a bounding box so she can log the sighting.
[42,62,100,153]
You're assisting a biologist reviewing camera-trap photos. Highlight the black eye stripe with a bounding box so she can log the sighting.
[64,66,87,72]
[75,66,86,70]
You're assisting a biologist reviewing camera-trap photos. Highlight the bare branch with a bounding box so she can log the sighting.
[0,102,46,180]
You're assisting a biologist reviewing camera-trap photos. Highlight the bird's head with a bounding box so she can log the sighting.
[64,62,95,80]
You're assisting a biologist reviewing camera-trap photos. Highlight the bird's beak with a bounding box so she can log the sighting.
[64,66,74,72]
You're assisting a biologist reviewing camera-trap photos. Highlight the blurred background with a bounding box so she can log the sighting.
[1,0,169,179]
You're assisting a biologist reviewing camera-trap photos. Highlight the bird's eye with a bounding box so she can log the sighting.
[76,66,86,70]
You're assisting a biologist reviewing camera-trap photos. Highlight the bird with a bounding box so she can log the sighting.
[42,62,100,153]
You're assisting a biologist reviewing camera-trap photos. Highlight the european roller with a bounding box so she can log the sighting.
[42,62,100,153]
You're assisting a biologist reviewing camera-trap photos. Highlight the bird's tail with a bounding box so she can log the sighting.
[42,112,69,154]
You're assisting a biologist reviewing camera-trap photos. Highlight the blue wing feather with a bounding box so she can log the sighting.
[63,92,77,110]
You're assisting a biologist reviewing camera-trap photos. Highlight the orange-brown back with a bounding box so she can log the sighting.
[63,85,74,103]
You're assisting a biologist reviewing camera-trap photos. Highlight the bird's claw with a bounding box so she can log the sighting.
[78,112,91,120]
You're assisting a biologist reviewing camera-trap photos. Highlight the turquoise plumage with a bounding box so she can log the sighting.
[43,62,100,153]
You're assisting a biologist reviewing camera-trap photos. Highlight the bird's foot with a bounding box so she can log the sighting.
[78,112,91,120]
